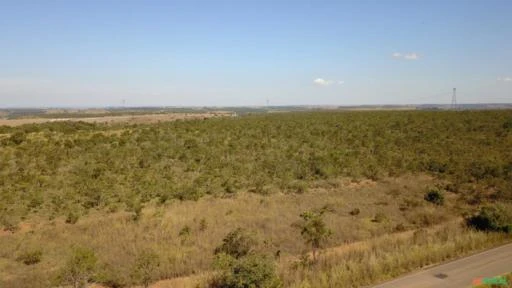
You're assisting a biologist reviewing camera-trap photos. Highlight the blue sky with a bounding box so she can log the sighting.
[1,0,511,107]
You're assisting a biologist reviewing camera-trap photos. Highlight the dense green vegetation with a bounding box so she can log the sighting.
[1,110,511,229]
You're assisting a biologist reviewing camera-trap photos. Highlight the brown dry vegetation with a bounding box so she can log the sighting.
[0,111,234,127]
[0,175,457,286]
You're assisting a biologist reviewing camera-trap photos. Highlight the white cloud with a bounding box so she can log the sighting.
[313,78,331,86]
[392,52,421,60]
[313,78,344,86]
[404,53,419,60]
[497,76,512,82]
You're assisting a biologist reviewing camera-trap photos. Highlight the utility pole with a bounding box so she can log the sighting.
[451,88,457,110]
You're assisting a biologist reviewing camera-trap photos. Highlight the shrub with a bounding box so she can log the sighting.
[349,208,360,216]
[372,212,388,223]
[466,205,512,233]
[9,131,26,145]
[214,228,256,259]
[59,247,97,288]
[66,211,80,224]
[424,189,445,206]
[199,218,208,232]
[296,209,332,261]
[16,249,43,265]
[131,250,160,288]
[179,225,191,237]
[210,254,281,288]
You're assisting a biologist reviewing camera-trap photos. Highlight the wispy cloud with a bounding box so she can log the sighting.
[392,52,421,60]
[313,78,344,86]
[497,76,512,82]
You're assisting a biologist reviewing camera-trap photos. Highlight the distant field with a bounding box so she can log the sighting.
[0,110,511,287]
[0,111,234,126]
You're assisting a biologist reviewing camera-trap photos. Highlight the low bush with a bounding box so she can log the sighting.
[349,208,360,216]
[58,247,97,288]
[210,254,281,288]
[131,250,160,288]
[65,211,80,224]
[16,249,43,265]
[214,228,256,259]
[372,212,388,223]
[424,189,444,206]
[466,204,512,233]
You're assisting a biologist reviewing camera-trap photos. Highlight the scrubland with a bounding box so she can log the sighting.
[0,110,511,287]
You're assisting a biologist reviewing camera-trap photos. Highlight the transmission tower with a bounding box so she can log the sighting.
[451,88,457,110]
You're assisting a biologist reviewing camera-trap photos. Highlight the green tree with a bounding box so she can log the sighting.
[296,209,332,261]
[131,250,160,288]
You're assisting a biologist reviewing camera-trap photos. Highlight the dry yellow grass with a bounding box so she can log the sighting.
[0,175,460,287]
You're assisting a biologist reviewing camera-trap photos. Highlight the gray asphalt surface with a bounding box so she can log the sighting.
[370,242,512,288]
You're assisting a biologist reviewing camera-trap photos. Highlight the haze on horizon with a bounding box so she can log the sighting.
[1,0,511,108]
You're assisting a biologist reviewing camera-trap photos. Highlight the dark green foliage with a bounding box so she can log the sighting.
[210,254,281,288]
[16,249,43,265]
[466,205,512,233]
[214,228,256,259]
[1,111,512,222]
[503,118,512,130]
[424,189,445,206]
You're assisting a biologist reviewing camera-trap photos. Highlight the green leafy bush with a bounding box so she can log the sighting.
[210,254,281,288]
[214,228,256,259]
[296,209,332,261]
[466,205,512,233]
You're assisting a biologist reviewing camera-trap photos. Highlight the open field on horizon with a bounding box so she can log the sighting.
[0,110,511,287]
[0,111,235,127]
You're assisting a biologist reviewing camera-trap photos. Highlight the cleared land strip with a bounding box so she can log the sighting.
[0,112,234,126]
[370,242,512,288]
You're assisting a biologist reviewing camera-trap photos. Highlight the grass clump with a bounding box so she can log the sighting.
[424,188,444,206]
[16,249,43,265]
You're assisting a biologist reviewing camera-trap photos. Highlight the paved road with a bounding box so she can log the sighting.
[371,243,512,288]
